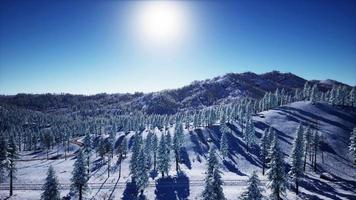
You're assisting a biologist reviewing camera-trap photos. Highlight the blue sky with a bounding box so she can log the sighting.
[1,0,355,94]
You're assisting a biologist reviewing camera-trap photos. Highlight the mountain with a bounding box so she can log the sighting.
[0,71,351,115]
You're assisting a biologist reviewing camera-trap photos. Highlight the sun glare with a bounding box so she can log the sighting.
[131,1,191,49]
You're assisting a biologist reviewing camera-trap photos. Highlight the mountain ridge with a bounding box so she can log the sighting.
[0,71,352,114]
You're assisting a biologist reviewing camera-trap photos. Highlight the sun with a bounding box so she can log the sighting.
[132,1,190,48]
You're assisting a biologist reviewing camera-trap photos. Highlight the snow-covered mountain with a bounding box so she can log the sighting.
[0,71,351,115]
[1,101,355,200]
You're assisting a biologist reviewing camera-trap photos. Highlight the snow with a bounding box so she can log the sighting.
[1,101,356,200]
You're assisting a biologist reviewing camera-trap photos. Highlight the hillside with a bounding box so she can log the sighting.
[0,71,350,115]
[1,101,355,200]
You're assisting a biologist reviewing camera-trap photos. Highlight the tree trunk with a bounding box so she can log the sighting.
[107,157,110,178]
[303,151,307,171]
[262,160,265,175]
[79,185,82,200]
[314,147,317,172]
[161,171,164,178]
[9,167,13,196]
[153,153,156,171]
[87,156,90,176]
[295,179,299,194]
[175,150,179,173]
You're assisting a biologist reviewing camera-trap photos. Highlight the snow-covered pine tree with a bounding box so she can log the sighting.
[240,171,264,200]
[0,133,8,183]
[144,131,153,169]
[349,87,356,107]
[71,149,88,200]
[136,147,149,195]
[310,84,318,103]
[303,126,312,171]
[350,128,356,164]
[173,124,184,172]
[130,132,142,181]
[289,124,304,194]
[165,131,172,154]
[266,136,287,200]
[152,133,158,171]
[83,132,91,176]
[41,166,60,200]
[157,134,170,177]
[202,147,225,200]
[244,118,256,152]
[7,135,18,196]
[312,130,320,172]
[260,128,269,175]
[220,128,229,160]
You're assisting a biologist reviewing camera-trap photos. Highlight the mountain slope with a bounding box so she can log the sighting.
[0,71,350,115]
[2,101,355,200]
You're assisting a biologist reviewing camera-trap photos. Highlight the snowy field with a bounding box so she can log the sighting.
[1,101,356,200]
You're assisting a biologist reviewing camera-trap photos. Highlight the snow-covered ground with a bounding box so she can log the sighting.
[1,101,355,200]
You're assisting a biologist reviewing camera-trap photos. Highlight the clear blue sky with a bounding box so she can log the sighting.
[1,0,355,95]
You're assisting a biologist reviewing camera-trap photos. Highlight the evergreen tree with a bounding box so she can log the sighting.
[71,150,88,200]
[173,124,184,172]
[266,137,287,200]
[303,126,312,171]
[136,147,149,194]
[260,128,269,175]
[0,133,8,183]
[289,124,304,194]
[7,135,18,196]
[349,88,356,107]
[157,134,170,177]
[130,132,142,181]
[244,118,256,152]
[220,130,228,160]
[41,166,60,200]
[152,133,158,171]
[202,148,225,200]
[240,171,264,200]
[312,131,320,172]
[83,132,91,176]
[350,128,356,164]
[310,84,318,102]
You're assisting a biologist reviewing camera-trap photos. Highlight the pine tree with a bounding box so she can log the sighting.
[152,133,158,171]
[310,84,318,102]
[41,166,60,200]
[289,124,304,194]
[260,128,269,175]
[130,132,142,181]
[240,171,264,200]
[173,124,184,172]
[136,147,149,194]
[7,135,18,196]
[349,87,356,107]
[83,132,91,176]
[303,126,312,171]
[220,129,228,160]
[202,148,225,200]
[312,131,320,172]
[266,137,287,200]
[244,118,256,152]
[0,133,8,183]
[157,134,170,177]
[71,150,88,200]
[350,128,356,164]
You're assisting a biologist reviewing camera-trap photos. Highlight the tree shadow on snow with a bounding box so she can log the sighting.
[155,173,190,200]
[122,181,147,200]
[299,174,356,200]
[179,147,192,169]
